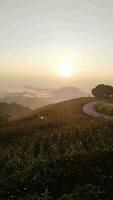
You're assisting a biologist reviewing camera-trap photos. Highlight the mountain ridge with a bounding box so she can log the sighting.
[0,102,31,120]
[0,86,87,109]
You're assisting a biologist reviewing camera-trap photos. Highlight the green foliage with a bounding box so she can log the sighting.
[59,185,105,200]
[94,102,113,116]
[38,189,53,200]
[92,84,113,100]
[0,98,113,199]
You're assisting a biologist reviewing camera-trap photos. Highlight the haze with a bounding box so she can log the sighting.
[0,0,113,93]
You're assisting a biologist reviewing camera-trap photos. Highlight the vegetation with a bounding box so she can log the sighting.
[1,97,113,199]
[92,84,113,101]
[0,111,9,125]
[94,102,113,116]
[0,102,31,120]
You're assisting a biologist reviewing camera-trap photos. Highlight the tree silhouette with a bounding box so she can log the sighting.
[92,84,113,100]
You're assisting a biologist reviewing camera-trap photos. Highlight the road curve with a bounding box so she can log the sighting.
[83,101,113,120]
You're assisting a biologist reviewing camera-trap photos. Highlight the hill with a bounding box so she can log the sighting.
[0,102,31,121]
[15,97,92,124]
[0,95,53,109]
[0,86,87,109]
[1,97,113,200]
[51,86,87,101]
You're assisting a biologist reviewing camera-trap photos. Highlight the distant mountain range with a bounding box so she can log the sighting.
[0,86,87,109]
[50,86,87,101]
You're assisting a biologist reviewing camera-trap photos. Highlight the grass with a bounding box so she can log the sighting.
[1,97,113,199]
[94,102,113,116]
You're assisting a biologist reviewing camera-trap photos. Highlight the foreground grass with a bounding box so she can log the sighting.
[94,102,113,116]
[1,98,113,199]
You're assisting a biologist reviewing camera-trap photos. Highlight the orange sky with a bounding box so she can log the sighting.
[0,0,113,92]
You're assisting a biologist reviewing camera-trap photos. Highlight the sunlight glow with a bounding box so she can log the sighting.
[57,60,74,77]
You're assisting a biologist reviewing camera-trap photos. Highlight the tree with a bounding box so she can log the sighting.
[92,84,113,100]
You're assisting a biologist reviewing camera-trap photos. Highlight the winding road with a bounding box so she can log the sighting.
[83,101,113,120]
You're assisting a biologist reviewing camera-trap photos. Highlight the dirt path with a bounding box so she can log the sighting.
[83,101,113,120]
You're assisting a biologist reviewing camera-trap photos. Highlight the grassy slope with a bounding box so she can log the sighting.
[0,102,31,120]
[14,97,94,123]
[1,97,113,199]
[94,102,113,116]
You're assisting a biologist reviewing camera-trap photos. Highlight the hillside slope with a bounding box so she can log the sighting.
[0,95,53,109]
[0,86,87,109]
[14,97,93,125]
[0,102,31,120]
[1,97,113,200]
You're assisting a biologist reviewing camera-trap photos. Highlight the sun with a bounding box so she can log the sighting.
[57,60,74,77]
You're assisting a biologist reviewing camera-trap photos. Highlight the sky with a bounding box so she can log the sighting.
[0,0,113,92]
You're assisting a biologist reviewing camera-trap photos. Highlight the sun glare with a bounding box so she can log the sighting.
[57,60,74,77]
